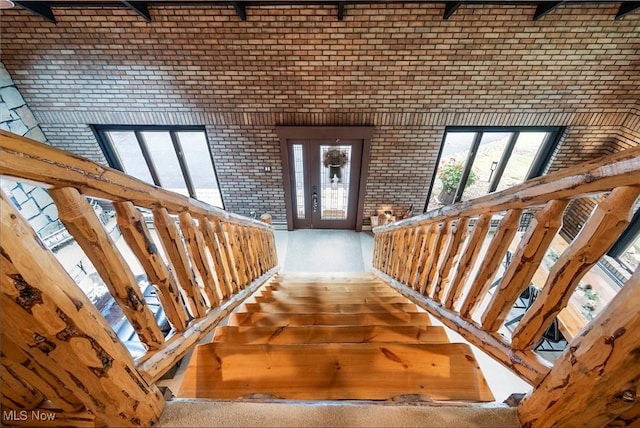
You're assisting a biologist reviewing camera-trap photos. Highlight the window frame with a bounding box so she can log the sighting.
[423,126,565,213]
[92,125,225,209]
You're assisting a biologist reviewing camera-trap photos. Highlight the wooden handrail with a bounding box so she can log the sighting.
[0,131,279,426]
[372,145,640,426]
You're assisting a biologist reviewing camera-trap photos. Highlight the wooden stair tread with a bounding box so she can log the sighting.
[228,312,432,327]
[267,284,394,292]
[252,295,411,305]
[212,325,450,344]
[240,302,419,314]
[179,342,494,402]
[261,289,400,297]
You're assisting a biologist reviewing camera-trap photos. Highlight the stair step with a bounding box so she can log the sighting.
[228,312,432,327]
[267,283,394,292]
[251,295,411,305]
[212,325,450,344]
[240,302,419,314]
[261,289,400,297]
[273,272,378,282]
[179,343,494,402]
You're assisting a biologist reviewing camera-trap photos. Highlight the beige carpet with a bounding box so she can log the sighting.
[157,400,520,427]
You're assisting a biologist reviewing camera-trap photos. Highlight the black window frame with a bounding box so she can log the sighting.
[92,125,225,209]
[423,126,565,213]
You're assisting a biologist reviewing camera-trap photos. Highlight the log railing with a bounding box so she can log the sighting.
[0,131,279,426]
[373,145,640,427]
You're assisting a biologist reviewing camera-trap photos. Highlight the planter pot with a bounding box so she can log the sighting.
[438,186,456,205]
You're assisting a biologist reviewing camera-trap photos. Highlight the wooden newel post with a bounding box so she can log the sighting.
[518,268,640,427]
[0,193,164,426]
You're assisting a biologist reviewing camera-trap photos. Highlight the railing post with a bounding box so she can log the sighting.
[0,193,164,426]
[517,269,640,427]
[511,187,640,350]
[50,188,165,349]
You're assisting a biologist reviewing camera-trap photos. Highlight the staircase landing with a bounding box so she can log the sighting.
[178,273,494,402]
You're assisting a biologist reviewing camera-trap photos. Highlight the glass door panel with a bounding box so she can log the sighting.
[320,145,352,220]
[292,144,306,219]
[141,131,190,198]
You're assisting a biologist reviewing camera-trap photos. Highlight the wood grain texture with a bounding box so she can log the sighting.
[481,200,568,332]
[179,342,494,401]
[198,216,233,299]
[240,302,419,314]
[517,268,640,428]
[228,312,433,327]
[459,209,522,318]
[212,325,450,345]
[444,214,491,310]
[153,208,206,318]
[432,217,470,303]
[511,187,640,350]
[211,218,241,293]
[0,193,164,426]
[423,221,451,297]
[50,187,164,349]
[114,201,189,332]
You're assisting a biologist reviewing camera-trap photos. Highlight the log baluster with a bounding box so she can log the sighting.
[114,202,189,332]
[391,229,406,280]
[49,188,164,349]
[0,193,164,426]
[0,364,44,410]
[211,217,240,294]
[179,212,220,308]
[459,209,522,319]
[416,224,437,292]
[199,216,233,299]
[243,226,259,281]
[422,220,451,297]
[225,223,249,288]
[153,208,206,318]
[444,214,491,310]
[481,200,568,332]
[432,217,470,303]
[511,187,640,350]
[401,228,419,284]
[409,225,430,290]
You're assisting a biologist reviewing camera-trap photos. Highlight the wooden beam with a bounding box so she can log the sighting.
[374,269,552,386]
[232,1,246,20]
[50,187,164,349]
[481,200,568,332]
[615,2,640,19]
[517,269,640,427]
[121,1,151,21]
[135,267,278,382]
[14,1,56,23]
[443,1,461,19]
[511,186,640,350]
[532,1,564,20]
[114,201,189,332]
[0,364,45,411]
[0,192,164,426]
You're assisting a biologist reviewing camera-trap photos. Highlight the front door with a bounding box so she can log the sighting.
[289,139,362,229]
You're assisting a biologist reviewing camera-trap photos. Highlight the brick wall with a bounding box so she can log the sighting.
[1,3,638,226]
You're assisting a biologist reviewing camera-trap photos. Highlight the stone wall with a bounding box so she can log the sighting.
[1,3,638,226]
[0,63,61,238]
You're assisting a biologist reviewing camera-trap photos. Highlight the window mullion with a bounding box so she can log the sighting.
[171,132,197,199]
[136,131,163,187]
[488,131,519,193]
[454,132,482,203]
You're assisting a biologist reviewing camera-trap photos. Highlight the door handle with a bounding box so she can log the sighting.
[312,192,318,213]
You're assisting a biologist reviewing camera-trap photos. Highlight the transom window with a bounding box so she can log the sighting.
[94,126,224,209]
[424,127,564,213]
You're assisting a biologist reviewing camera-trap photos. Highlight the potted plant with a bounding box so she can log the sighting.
[437,158,477,205]
[323,149,348,182]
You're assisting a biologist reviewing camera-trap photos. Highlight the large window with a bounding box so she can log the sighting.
[424,127,564,213]
[94,126,224,208]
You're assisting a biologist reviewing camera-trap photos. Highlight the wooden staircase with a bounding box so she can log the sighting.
[179,272,494,402]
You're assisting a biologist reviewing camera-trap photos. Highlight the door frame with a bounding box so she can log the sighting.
[277,126,374,231]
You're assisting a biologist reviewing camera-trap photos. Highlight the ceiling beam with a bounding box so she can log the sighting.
[121,1,151,22]
[337,1,345,20]
[232,1,247,20]
[443,2,461,20]
[532,1,564,21]
[14,1,56,23]
[615,2,640,20]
